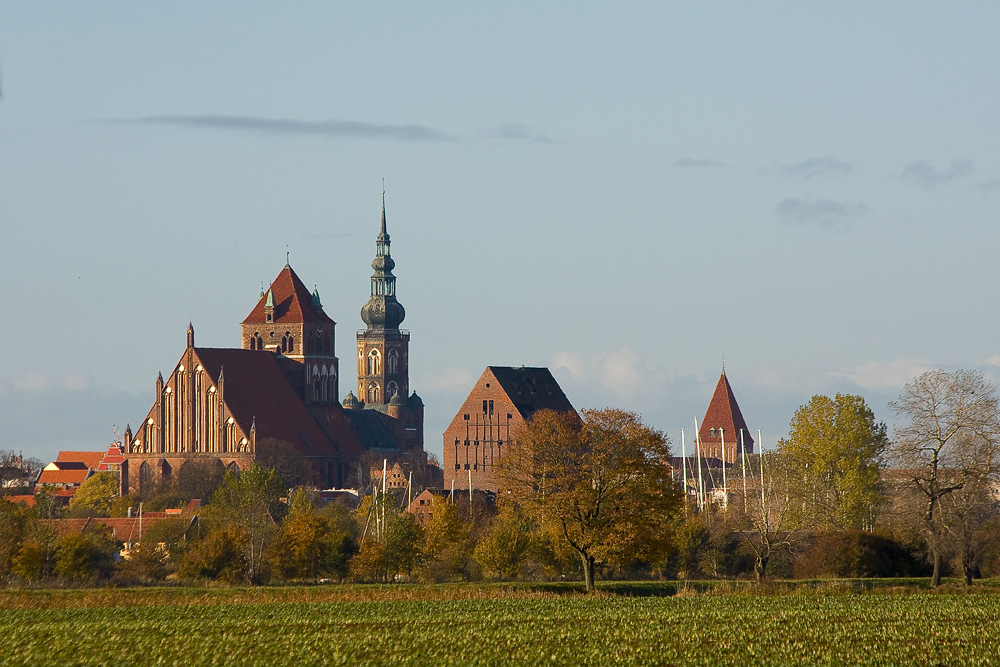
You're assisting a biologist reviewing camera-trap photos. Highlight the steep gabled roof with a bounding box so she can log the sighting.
[57,451,105,469]
[488,366,575,418]
[242,264,335,325]
[698,372,754,452]
[193,347,340,456]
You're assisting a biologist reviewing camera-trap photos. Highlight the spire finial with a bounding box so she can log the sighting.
[722,355,725,374]
[286,246,290,266]
[380,184,387,236]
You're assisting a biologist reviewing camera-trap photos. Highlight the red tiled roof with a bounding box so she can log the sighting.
[697,372,755,453]
[242,264,334,325]
[193,347,349,456]
[3,495,36,507]
[40,516,189,542]
[57,451,105,469]
[37,469,91,486]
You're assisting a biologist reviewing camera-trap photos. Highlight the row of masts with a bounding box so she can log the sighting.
[680,419,768,513]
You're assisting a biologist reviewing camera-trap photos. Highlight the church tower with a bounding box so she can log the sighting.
[357,192,409,407]
[241,261,339,404]
[697,369,754,463]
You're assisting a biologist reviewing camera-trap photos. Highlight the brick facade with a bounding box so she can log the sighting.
[443,367,574,491]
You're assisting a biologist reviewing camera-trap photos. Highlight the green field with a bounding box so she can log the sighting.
[4,585,1000,666]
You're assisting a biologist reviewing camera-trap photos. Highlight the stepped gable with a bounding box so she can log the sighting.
[489,366,575,418]
[243,264,335,325]
[193,347,339,455]
[697,371,755,458]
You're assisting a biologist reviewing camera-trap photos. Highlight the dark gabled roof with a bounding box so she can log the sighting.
[488,366,574,418]
[193,347,339,456]
[307,404,369,458]
[242,264,335,325]
[698,372,754,451]
[343,409,400,451]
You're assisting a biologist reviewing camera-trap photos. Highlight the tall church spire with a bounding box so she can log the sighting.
[361,190,405,331]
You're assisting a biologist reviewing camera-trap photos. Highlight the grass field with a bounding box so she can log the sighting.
[4,583,1000,666]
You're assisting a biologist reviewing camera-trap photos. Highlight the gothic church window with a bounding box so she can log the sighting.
[367,382,380,404]
[368,349,381,375]
[388,349,398,374]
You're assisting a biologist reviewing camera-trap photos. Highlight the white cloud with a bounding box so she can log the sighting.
[831,359,934,390]
[416,367,476,391]
[599,347,643,394]
[11,373,51,392]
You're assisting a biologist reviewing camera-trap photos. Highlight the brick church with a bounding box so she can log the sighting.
[120,196,425,495]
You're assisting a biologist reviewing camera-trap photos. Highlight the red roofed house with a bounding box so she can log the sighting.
[696,369,755,464]
[121,198,426,494]
[443,366,575,492]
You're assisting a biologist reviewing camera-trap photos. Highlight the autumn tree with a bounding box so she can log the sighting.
[778,394,889,530]
[890,369,1000,586]
[474,497,534,580]
[350,493,423,582]
[206,465,286,584]
[500,408,680,593]
[68,472,121,517]
[421,496,475,582]
[267,489,357,582]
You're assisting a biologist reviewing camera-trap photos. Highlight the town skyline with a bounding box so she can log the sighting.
[2,4,999,464]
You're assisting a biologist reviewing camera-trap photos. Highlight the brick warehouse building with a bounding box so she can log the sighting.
[443,366,574,491]
[121,197,425,494]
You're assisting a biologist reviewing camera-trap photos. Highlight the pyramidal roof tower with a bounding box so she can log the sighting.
[697,370,754,463]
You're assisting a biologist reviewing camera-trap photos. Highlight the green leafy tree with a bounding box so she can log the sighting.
[55,527,117,581]
[68,472,121,517]
[474,498,534,581]
[207,465,286,584]
[500,408,680,593]
[778,394,889,530]
[178,526,248,583]
[0,500,29,581]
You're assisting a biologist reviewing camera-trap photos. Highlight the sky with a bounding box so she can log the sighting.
[2,3,1000,465]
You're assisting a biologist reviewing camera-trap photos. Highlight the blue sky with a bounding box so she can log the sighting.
[2,3,999,464]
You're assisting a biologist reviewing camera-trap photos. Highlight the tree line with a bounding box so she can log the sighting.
[2,369,998,589]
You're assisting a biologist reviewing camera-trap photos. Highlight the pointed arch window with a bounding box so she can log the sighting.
[367,382,380,404]
[388,349,398,374]
[387,381,399,401]
[368,349,381,375]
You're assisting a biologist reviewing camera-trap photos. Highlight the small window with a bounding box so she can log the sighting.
[709,428,716,436]
[464,463,470,470]
[464,414,469,420]
[489,400,494,415]
[455,464,460,470]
